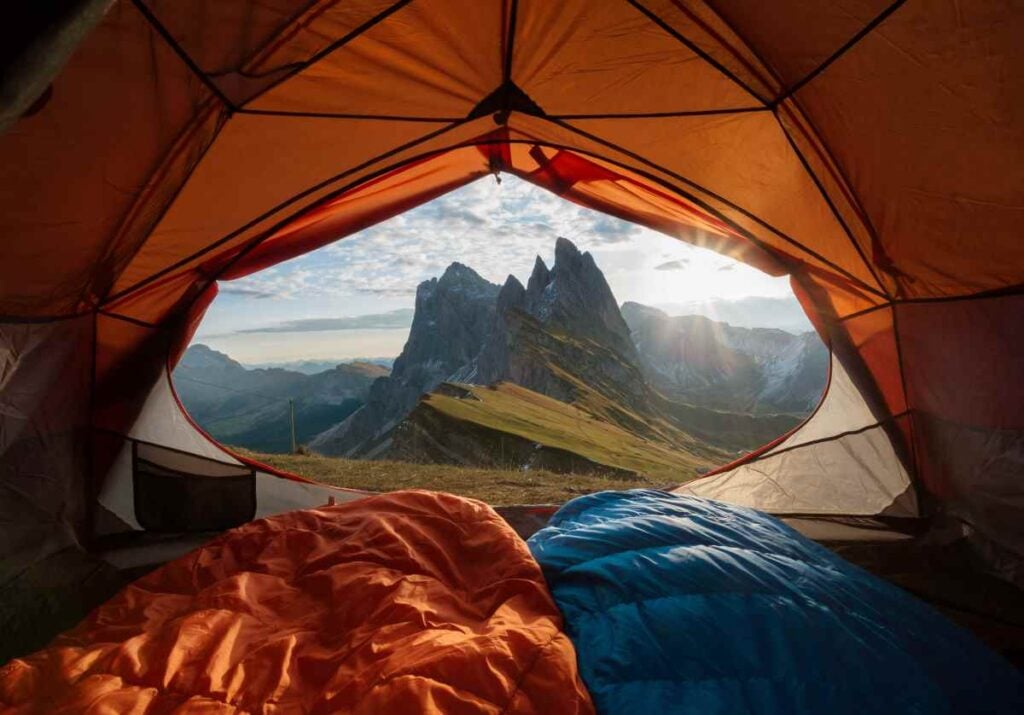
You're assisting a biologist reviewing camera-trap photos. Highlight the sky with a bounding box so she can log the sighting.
[194,174,798,364]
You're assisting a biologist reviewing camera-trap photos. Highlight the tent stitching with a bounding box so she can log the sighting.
[738,410,911,467]
[97,309,157,330]
[157,134,828,316]
[768,0,909,108]
[502,0,519,85]
[666,0,781,96]
[205,0,334,79]
[239,0,416,110]
[122,136,486,322]
[788,272,916,479]
[624,0,771,106]
[88,105,230,313]
[547,106,769,120]
[104,1,908,308]
[836,283,1024,323]
[105,132,882,326]
[129,0,236,112]
[697,1,906,296]
[774,103,902,295]
[237,108,466,122]
[771,109,889,296]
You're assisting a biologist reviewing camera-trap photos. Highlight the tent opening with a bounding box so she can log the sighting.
[166,173,829,507]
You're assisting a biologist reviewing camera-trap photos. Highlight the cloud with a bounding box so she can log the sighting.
[219,285,278,299]
[654,259,689,271]
[588,214,640,244]
[238,309,414,333]
[355,287,419,297]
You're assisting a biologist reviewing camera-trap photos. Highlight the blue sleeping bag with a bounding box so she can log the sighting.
[528,490,1024,714]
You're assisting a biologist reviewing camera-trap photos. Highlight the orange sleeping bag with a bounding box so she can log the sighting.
[0,491,594,713]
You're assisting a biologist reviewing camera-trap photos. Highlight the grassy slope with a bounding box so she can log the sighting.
[419,382,730,480]
[235,447,656,505]
[507,317,794,453]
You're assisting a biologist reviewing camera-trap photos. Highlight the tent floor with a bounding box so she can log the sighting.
[3,515,1022,670]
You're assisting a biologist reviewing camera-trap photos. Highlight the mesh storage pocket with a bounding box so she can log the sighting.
[133,442,255,532]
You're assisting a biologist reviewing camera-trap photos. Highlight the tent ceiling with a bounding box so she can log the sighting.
[0,0,1022,575]
[2,0,1021,318]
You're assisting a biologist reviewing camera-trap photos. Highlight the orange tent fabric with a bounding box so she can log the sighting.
[0,1,1021,585]
[0,491,595,713]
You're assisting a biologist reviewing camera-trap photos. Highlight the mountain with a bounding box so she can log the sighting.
[313,238,799,477]
[653,296,813,333]
[621,302,827,414]
[308,264,501,457]
[244,357,395,375]
[174,345,388,452]
[469,238,648,415]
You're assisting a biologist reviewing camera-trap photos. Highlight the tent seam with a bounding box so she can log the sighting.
[240,0,416,109]
[237,108,465,122]
[771,109,890,297]
[547,106,768,120]
[769,0,909,108]
[95,104,229,308]
[502,0,520,85]
[623,0,771,106]
[129,0,236,112]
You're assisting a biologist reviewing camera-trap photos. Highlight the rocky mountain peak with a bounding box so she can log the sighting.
[439,261,486,287]
[313,262,499,456]
[554,235,581,262]
[179,343,244,372]
[621,302,667,322]
[497,273,527,312]
[526,256,550,297]
[529,237,637,360]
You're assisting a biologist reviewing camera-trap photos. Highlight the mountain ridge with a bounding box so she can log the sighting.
[621,302,827,414]
[310,238,805,475]
[174,344,388,452]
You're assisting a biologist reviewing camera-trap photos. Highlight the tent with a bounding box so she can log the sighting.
[1,0,1022,613]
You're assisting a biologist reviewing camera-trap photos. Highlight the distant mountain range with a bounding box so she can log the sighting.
[174,346,388,452]
[243,357,395,375]
[622,303,826,414]
[653,296,814,333]
[177,239,826,479]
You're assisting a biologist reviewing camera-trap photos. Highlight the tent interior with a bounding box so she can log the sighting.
[1,0,1023,671]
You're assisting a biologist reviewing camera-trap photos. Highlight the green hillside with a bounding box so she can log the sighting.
[395,382,733,481]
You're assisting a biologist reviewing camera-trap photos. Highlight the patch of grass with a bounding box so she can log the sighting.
[235,447,660,505]
[422,382,727,480]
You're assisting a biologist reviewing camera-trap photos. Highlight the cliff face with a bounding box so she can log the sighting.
[309,264,500,456]
[473,237,647,415]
